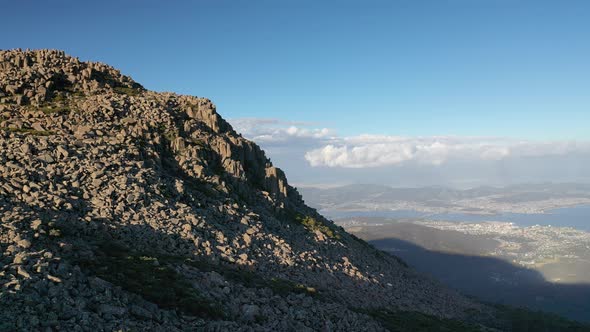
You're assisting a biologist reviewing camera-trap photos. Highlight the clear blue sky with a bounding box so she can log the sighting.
[2,0,589,140]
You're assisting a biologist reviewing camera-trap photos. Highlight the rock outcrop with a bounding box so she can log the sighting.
[0,49,531,331]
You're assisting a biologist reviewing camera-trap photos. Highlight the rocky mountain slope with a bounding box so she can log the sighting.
[0,49,586,332]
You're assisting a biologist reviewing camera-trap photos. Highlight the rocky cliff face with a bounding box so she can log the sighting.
[0,49,491,331]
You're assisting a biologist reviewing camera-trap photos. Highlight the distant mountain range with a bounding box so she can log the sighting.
[299,183,590,215]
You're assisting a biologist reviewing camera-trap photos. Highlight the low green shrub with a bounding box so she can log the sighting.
[39,105,69,114]
[113,86,143,96]
[182,258,317,297]
[295,214,341,240]
[78,243,224,318]
[2,127,54,136]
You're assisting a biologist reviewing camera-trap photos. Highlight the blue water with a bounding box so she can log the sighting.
[431,205,590,231]
[324,205,590,232]
[324,209,423,219]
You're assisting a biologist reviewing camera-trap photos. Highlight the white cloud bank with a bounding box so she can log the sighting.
[229,118,590,170]
[305,136,590,168]
[230,118,334,145]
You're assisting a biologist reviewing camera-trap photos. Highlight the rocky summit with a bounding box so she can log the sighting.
[0,49,580,332]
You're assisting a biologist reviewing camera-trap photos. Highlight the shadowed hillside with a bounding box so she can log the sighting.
[351,229,590,323]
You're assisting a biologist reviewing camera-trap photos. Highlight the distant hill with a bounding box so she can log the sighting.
[299,183,590,215]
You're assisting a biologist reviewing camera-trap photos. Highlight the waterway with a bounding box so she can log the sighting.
[324,205,590,231]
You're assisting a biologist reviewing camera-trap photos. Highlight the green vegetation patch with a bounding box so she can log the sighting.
[156,123,179,144]
[77,237,319,321]
[188,137,207,148]
[164,130,178,142]
[267,277,317,297]
[39,105,69,115]
[113,86,143,96]
[356,308,482,332]
[295,214,341,240]
[49,89,86,102]
[181,258,318,297]
[78,243,224,319]
[1,127,54,136]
